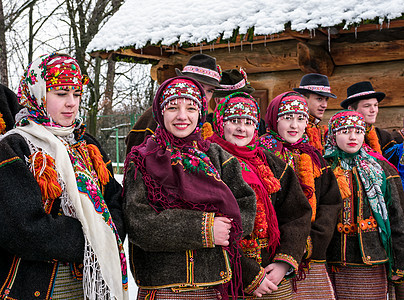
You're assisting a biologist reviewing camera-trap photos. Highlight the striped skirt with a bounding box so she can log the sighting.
[259,278,293,300]
[137,287,221,300]
[293,263,335,299]
[328,264,388,299]
[52,264,84,299]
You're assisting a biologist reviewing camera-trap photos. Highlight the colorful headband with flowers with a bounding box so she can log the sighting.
[277,95,309,119]
[45,55,88,91]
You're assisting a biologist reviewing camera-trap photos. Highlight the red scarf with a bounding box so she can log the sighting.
[209,133,281,257]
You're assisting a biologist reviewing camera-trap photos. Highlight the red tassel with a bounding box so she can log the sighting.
[86,144,111,186]
[29,151,62,204]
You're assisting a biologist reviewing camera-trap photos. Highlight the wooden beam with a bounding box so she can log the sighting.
[297,42,334,76]
[331,39,404,65]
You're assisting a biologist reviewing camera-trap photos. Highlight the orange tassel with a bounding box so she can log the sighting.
[306,125,323,152]
[256,162,281,194]
[29,151,62,203]
[0,113,6,134]
[366,126,382,154]
[299,153,317,222]
[333,166,352,199]
[86,144,111,186]
[201,122,214,140]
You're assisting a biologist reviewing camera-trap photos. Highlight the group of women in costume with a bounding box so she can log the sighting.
[0,52,403,300]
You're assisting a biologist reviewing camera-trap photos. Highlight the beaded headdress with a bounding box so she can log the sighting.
[159,78,204,114]
[45,55,88,91]
[214,92,260,138]
[329,110,366,134]
[277,94,309,119]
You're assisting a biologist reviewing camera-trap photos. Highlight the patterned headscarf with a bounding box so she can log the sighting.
[11,53,128,299]
[213,92,260,140]
[17,53,87,129]
[324,110,393,277]
[258,92,318,168]
[324,110,366,156]
[159,78,203,114]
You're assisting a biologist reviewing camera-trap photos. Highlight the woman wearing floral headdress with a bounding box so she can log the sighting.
[123,77,256,299]
[207,92,311,299]
[0,53,127,299]
[324,110,404,299]
[257,92,342,299]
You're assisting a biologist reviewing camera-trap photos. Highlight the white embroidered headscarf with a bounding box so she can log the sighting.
[11,53,128,299]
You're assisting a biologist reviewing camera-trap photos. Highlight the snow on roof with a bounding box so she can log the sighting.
[87,0,403,53]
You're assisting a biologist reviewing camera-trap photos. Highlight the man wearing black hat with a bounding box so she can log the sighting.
[0,84,20,135]
[201,68,267,137]
[293,73,337,154]
[340,81,396,157]
[125,53,221,154]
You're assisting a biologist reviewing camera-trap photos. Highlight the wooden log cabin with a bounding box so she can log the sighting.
[88,1,404,130]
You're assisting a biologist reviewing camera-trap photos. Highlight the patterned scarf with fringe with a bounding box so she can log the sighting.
[12,53,128,299]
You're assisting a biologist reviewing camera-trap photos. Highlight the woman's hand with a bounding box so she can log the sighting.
[213,217,232,246]
[253,277,278,297]
[392,275,402,281]
[264,262,290,286]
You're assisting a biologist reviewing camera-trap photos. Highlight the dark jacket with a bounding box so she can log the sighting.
[238,151,313,293]
[0,133,124,300]
[326,159,404,275]
[372,127,396,157]
[125,106,157,154]
[310,154,343,260]
[123,143,256,289]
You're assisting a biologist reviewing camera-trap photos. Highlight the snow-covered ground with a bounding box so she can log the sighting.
[115,174,138,298]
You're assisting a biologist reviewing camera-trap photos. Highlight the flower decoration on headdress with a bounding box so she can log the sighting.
[324,110,366,155]
[160,78,204,116]
[45,55,83,91]
[213,92,260,138]
[217,65,222,78]
[277,95,309,120]
[17,53,84,128]
[240,67,250,85]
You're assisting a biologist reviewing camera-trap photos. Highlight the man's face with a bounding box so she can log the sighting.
[305,93,328,120]
[349,98,379,125]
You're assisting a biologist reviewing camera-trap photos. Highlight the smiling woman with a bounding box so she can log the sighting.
[123,76,256,300]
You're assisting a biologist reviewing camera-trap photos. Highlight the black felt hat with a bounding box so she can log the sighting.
[175,54,221,88]
[340,81,385,109]
[212,68,255,98]
[0,84,20,133]
[293,73,337,98]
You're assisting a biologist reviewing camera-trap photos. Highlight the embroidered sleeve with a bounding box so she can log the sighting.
[273,253,299,272]
[244,267,266,294]
[303,236,313,260]
[201,212,215,248]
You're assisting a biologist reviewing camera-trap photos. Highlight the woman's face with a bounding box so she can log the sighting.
[277,113,307,144]
[335,128,365,153]
[163,98,199,138]
[46,88,81,126]
[223,118,255,146]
